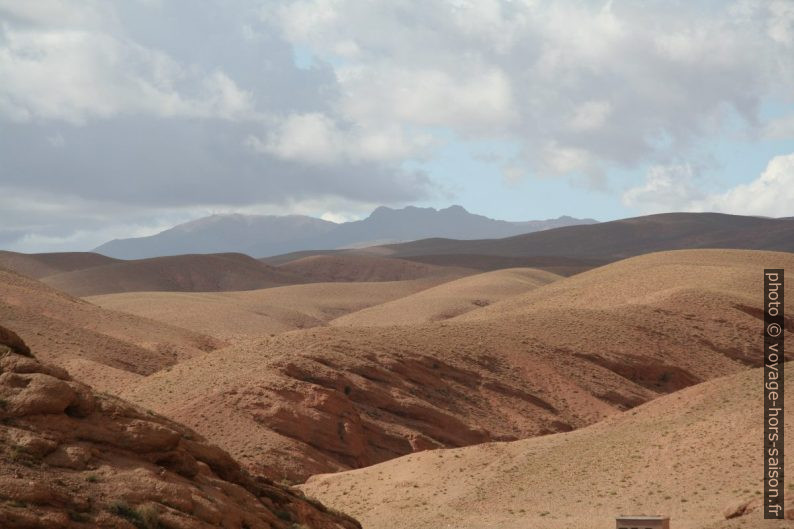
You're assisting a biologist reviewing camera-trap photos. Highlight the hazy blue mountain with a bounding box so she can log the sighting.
[94,205,598,259]
[94,214,336,259]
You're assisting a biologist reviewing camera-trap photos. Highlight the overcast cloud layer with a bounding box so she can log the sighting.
[1,0,793,251]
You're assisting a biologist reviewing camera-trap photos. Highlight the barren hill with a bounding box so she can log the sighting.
[0,265,221,391]
[120,250,789,482]
[332,268,561,327]
[42,253,304,296]
[0,325,360,529]
[277,253,473,283]
[0,251,120,279]
[88,278,450,341]
[398,253,606,275]
[378,212,794,260]
[302,366,790,529]
[454,248,789,321]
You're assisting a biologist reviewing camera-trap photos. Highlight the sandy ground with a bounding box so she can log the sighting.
[0,266,221,388]
[88,277,450,341]
[3,247,791,529]
[116,250,790,483]
[277,253,474,282]
[302,367,794,529]
[331,268,561,327]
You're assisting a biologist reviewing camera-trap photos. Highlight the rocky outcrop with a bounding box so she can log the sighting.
[0,324,360,529]
[724,497,794,520]
[0,325,31,357]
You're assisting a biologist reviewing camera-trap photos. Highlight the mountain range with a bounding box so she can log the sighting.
[93,205,597,259]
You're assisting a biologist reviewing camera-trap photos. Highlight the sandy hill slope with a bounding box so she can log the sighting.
[120,250,789,482]
[454,248,790,322]
[42,253,304,296]
[398,253,606,275]
[277,253,473,283]
[0,325,360,529]
[266,251,596,277]
[302,366,791,529]
[0,266,221,391]
[377,212,794,260]
[332,268,561,327]
[88,278,450,341]
[0,251,120,279]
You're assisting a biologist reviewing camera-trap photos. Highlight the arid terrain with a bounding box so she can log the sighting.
[87,278,451,341]
[1,220,793,528]
[302,366,791,529]
[0,325,361,529]
[108,249,791,485]
[6,1,792,526]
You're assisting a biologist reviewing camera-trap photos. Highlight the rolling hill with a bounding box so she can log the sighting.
[301,366,789,529]
[1,250,471,297]
[87,277,452,341]
[118,250,790,483]
[0,250,120,279]
[0,325,360,529]
[41,253,305,296]
[277,253,473,282]
[0,265,221,392]
[331,268,561,327]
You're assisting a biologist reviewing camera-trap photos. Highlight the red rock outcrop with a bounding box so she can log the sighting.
[0,324,360,529]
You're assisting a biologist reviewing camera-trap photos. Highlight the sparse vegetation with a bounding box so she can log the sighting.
[68,510,92,523]
[274,509,293,522]
[109,501,161,529]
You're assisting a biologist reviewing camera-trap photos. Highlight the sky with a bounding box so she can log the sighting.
[1,0,793,252]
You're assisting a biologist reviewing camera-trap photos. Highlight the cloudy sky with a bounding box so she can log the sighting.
[1,0,793,252]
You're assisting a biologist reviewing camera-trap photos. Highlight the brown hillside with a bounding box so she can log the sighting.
[378,212,794,260]
[332,268,561,327]
[454,248,790,321]
[277,253,472,282]
[42,253,304,296]
[398,253,606,275]
[121,250,789,482]
[0,251,120,279]
[88,278,449,341]
[0,266,221,389]
[259,250,341,266]
[0,325,360,529]
[302,366,792,529]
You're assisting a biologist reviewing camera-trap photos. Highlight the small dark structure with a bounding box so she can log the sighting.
[616,515,670,529]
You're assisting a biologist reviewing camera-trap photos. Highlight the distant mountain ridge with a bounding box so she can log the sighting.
[377,211,794,259]
[93,205,598,259]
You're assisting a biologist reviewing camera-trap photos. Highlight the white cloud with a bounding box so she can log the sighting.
[568,100,613,132]
[247,112,434,164]
[267,0,794,179]
[767,0,794,45]
[338,65,516,131]
[623,154,794,217]
[622,163,703,214]
[0,22,254,124]
[692,153,794,217]
[0,0,114,28]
